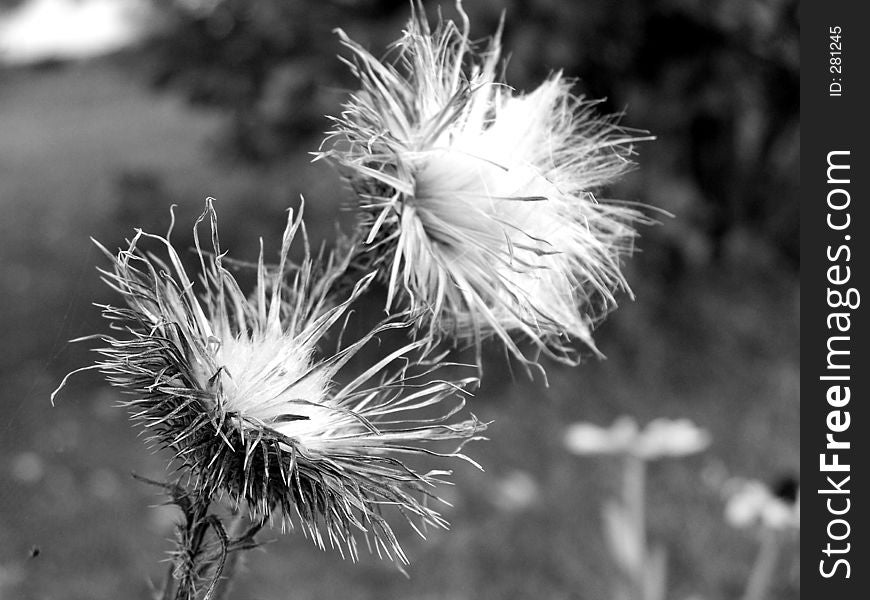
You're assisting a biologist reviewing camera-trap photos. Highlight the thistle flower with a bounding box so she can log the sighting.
[321,2,651,366]
[54,200,486,564]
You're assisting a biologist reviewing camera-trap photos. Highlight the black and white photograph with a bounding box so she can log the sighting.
[1,1,803,599]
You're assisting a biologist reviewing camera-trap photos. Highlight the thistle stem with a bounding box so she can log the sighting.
[144,479,225,600]
[211,512,251,600]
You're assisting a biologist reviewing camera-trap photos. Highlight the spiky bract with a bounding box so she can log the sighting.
[58,200,485,564]
[322,3,651,366]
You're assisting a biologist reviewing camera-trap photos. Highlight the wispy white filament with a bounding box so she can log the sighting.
[55,198,486,564]
[322,2,652,367]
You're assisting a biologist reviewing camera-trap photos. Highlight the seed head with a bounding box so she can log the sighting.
[55,199,486,564]
[321,2,652,368]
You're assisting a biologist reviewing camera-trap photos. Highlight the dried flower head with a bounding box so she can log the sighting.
[321,1,652,366]
[54,200,486,564]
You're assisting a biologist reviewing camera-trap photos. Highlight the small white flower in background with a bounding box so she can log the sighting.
[491,470,540,512]
[321,1,652,367]
[563,416,639,455]
[638,418,712,458]
[563,416,711,460]
[566,415,705,600]
[725,479,800,531]
[10,452,45,484]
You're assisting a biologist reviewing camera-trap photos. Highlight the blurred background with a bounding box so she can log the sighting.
[0,0,798,599]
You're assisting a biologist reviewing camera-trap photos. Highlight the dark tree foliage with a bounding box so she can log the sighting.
[142,0,799,272]
[144,0,410,161]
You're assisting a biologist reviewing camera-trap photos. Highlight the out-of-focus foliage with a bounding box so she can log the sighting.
[142,0,799,272]
[144,0,408,161]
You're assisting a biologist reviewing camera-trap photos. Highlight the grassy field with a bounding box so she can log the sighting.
[0,60,798,600]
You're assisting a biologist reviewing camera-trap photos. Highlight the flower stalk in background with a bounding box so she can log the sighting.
[724,477,799,600]
[54,200,486,596]
[321,1,652,370]
[564,417,711,600]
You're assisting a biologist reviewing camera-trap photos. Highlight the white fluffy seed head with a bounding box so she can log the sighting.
[322,3,653,368]
[57,199,487,564]
[205,333,338,447]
